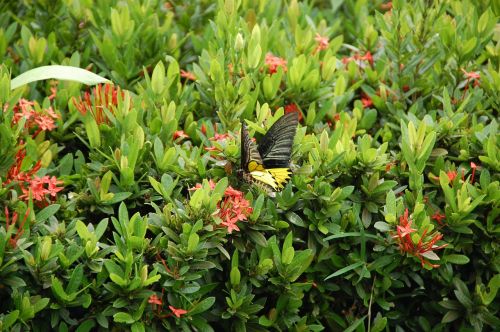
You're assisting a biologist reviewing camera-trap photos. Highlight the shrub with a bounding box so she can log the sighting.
[0,0,499,331]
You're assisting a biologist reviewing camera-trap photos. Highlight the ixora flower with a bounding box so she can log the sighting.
[314,33,329,53]
[3,147,64,203]
[180,69,196,81]
[461,68,480,87]
[148,294,163,306]
[392,208,448,268]
[11,99,60,137]
[360,93,373,108]
[169,306,188,318]
[190,180,253,234]
[284,103,303,122]
[4,207,30,248]
[72,83,127,125]
[342,51,374,67]
[446,170,457,182]
[265,53,287,74]
[173,130,189,140]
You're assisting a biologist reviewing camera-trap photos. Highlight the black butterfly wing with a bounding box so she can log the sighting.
[241,121,263,170]
[257,112,299,168]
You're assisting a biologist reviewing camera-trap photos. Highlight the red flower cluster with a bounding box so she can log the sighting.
[218,186,253,233]
[342,51,374,67]
[284,103,303,122]
[148,293,188,318]
[447,170,457,182]
[380,2,392,11]
[392,209,448,268]
[431,211,446,225]
[190,180,253,234]
[461,68,480,87]
[173,130,189,141]
[204,132,233,152]
[210,133,231,142]
[314,33,329,53]
[73,83,126,125]
[3,148,63,203]
[265,53,288,74]
[11,99,60,137]
[360,92,373,108]
[180,69,196,81]
[4,207,30,248]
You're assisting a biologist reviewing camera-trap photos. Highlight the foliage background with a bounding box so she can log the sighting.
[0,0,499,331]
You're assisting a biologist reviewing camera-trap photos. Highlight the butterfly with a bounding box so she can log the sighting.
[240,112,299,192]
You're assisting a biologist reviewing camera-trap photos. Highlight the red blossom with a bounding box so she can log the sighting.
[201,123,207,135]
[210,133,231,142]
[34,115,56,131]
[361,93,373,108]
[385,162,395,172]
[3,147,63,203]
[284,103,303,122]
[314,33,329,53]
[148,294,163,306]
[189,179,216,191]
[204,146,221,152]
[461,68,480,80]
[470,162,477,183]
[190,180,253,233]
[48,87,57,100]
[180,69,196,81]
[359,51,374,66]
[20,175,64,201]
[72,83,127,125]
[11,99,59,136]
[380,2,392,11]
[4,207,30,248]
[392,208,448,268]
[169,306,188,318]
[265,53,287,74]
[217,186,253,233]
[342,51,374,67]
[447,170,457,182]
[173,130,189,140]
[431,211,446,225]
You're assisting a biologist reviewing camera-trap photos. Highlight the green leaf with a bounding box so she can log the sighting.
[444,254,470,265]
[113,312,135,324]
[325,261,364,280]
[189,297,215,315]
[11,65,110,90]
[286,212,307,227]
[344,315,366,332]
[35,204,60,223]
[75,320,96,332]
[1,310,19,330]
[131,322,145,332]
[442,311,461,323]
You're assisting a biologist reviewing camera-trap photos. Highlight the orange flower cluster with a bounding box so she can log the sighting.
[3,148,63,203]
[265,53,288,74]
[148,293,188,318]
[284,103,303,122]
[11,99,60,137]
[342,51,374,67]
[314,33,329,53]
[4,207,30,248]
[72,83,125,125]
[392,209,448,268]
[190,180,253,233]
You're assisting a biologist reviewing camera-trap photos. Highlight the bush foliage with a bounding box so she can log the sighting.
[1,0,499,331]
